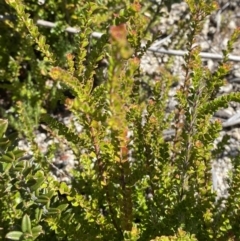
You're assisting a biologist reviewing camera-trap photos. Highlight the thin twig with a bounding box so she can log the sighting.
[147,48,240,62]
[36,20,103,38]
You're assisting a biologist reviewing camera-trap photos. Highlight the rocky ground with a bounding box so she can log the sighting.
[8,0,240,199]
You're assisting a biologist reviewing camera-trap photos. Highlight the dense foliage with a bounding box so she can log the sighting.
[1,0,240,240]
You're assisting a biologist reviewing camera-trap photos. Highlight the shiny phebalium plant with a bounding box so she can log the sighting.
[1,0,240,240]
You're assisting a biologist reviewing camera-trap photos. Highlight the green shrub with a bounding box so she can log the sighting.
[1,0,240,240]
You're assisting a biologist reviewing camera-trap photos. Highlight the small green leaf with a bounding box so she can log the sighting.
[76,223,81,231]
[21,214,31,233]
[81,40,89,48]
[39,35,46,46]
[35,170,45,178]
[46,208,60,215]
[13,149,26,159]
[16,5,25,14]
[0,119,8,138]
[2,152,15,163]
[35,196,49,204]
[22,166,32,177]
[14,161,25,171]
[7,132,18,143]
[45,190,55,199]
[64,211,75,222]
[59,182,70,195]
[31,225,43,240]
[31,26,39,36]
[5,231,23,240]
[2,163,12,174]
[57,203,69,212]
[35,208,43,222]
[30,177,45,191]
[27,179,37,186]
[0,137,10,148]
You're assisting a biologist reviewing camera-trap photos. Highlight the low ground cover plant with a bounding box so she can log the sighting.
[1,0,240,240]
